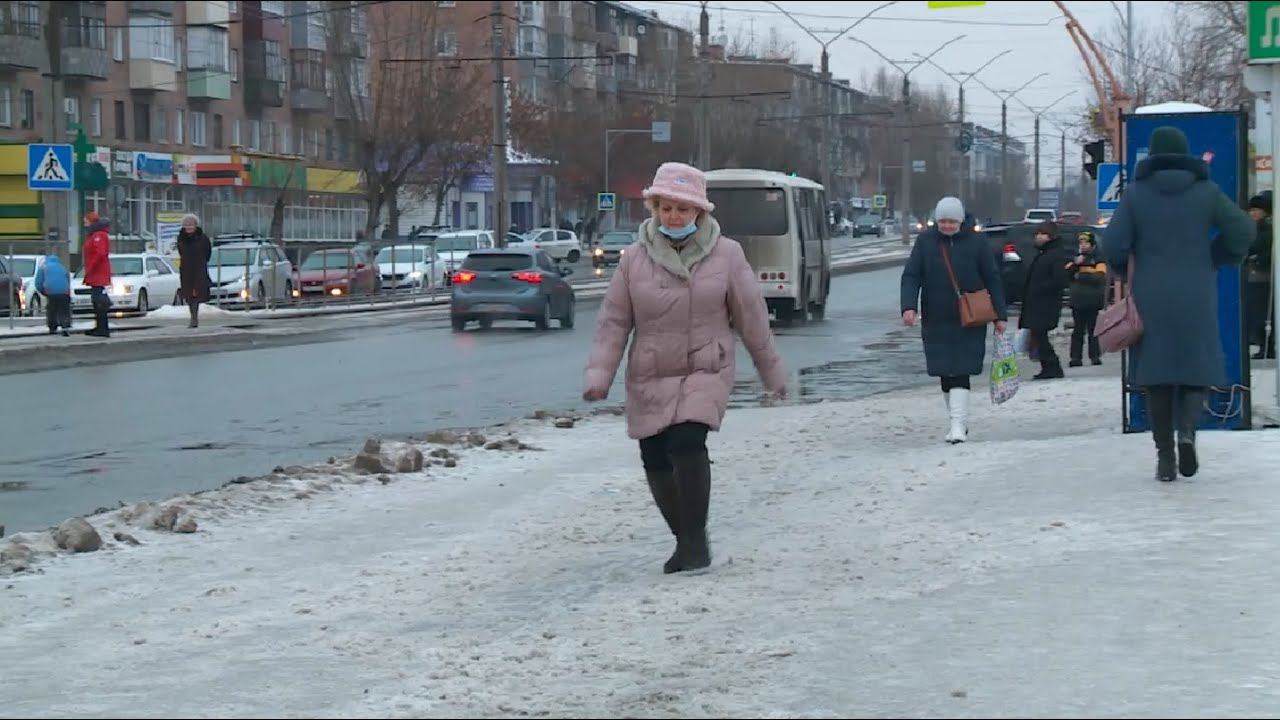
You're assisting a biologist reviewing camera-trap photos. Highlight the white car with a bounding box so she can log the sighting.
[376,244,445,290]
[5,254,43,316]
[514,228,582,263]
[432,231,496,279]
[207,241,295,303]
[71,253,181,314]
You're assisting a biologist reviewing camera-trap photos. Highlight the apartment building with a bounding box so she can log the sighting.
[0,0,370,252]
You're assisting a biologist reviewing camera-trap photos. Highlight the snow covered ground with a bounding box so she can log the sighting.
[2,376,1280,718]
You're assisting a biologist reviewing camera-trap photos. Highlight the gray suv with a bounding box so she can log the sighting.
[449,249,575,332]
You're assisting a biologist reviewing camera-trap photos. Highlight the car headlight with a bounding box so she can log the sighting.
[593,248,603,256]
[113,283,132,295]
[408,270,424,280]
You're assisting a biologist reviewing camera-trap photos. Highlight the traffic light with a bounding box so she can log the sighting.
[1083,140,1106,180]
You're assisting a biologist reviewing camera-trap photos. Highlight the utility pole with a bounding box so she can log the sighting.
[697,1,710,169]
[1125,0,1134,95]
[1016,91,1075,210]
[972,72,1048,220]
[915,50,1011,201]
[768,1,898,198]
[42,2,70,262]
[491,0,509,244]
[851,34,964,243]
[1060,127,1067,205]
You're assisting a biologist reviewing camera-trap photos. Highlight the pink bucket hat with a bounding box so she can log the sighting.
[641,162,715,213]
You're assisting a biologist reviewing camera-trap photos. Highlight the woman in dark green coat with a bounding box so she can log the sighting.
[1101,126,1253,482]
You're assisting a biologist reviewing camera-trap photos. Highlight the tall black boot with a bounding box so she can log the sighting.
[188,299,199,328]
[644,468,683,574]
[1145,386,1177,482]
[1176,386,1206,478]
[671,449,712,572]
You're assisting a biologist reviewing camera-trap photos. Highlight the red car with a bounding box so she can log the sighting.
[297,249,380,297]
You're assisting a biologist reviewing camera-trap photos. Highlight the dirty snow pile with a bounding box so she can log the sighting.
[147,304,237,321]
[3,379,1280,718]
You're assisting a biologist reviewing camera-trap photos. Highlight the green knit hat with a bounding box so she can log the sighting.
[1149,126,1189,155]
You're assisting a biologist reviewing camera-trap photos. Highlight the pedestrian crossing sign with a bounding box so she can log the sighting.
[27,143,75,191]
[598,192,616,211]
[1096,162,1121,211]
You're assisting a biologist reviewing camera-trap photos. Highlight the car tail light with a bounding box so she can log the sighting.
[512,271,543,284]
[452,271,477,284]
[1002,243,1022,262]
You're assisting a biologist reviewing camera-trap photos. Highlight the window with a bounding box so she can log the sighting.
[435,30,457,57]
[280,124,290,154]
[265,120,276,153]
[64,15,107,49]
[89,98,101,136]
[260,0,284,16]
[290,49,325,89]
[228,0,238,14]
[147,258,171,275]
[175,36,183,71]
[174,108,184,144]
[63,96,80,131]
[191,110,207,147]
[324,128,333,160]
[112,28,123,61]
[20,89,33,129]
[0,86,10,128]
[114,100,126,139]
[212,113,222,149]
[154,107,167,144]
[187,27,229,71]
[232,119,241,146]
[704,188,789,237]
[264,40,285,82]
[133,102,151,142]
[437,1,456,6]
[249,119,260,150]
[128,15,176,63]
[230,49,239,81]
[1,2,40,37]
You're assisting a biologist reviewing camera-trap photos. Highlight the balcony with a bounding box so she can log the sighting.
[0,24,42,69]
[332,94,369,121]
[188,68,231,99]
[290,86,327,113]
[617,35,637,57]
[186,0,229,26]
[246,76,284,107]
[61,47,109,79]
[128,1,174,14]
[129,58,176,91]
[596,31,618,53]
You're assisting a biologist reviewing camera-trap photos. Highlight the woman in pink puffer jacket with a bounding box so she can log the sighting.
[583,162,787,574]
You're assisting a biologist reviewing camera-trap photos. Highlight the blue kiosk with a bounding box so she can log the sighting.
[1119,108,1254,433]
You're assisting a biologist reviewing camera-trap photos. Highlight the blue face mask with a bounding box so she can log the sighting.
[659,221,698,241]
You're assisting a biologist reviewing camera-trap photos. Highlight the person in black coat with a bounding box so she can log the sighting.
[176,213,212,328]
[1065,230,1107,367]
[1018,221,1072,379]
[1247,191,1275,359]
[901,196,1009,444]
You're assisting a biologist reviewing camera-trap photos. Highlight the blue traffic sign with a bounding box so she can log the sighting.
[598,192,616,211]
[27,143,74,191]
[1096,162,1121,211]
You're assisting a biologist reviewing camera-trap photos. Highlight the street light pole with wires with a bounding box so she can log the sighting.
[764,0,899,199]
[1015,91,1076,204]
[969,72,1049,220]
[849,34,966,244]
[913,49,1011,201]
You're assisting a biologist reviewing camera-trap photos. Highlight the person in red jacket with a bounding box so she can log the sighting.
[82,211,112,337]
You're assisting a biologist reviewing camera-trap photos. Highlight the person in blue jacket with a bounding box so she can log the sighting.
[33,254,72,336]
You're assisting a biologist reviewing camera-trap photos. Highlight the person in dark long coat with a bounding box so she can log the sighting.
[901,196,1009,444]
[1101,126,1253,482]
[1018,220,1073,379]
[1247,191,1274,359]
[176,213,212,329]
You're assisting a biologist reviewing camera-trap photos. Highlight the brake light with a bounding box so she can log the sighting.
[512,271,543,284]
[452,271,477,284]
[1003,244,1017,254]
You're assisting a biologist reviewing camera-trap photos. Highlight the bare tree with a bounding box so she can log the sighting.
[331,1,486,240]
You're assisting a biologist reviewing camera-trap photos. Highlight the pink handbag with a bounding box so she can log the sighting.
[1095,254,1143,354]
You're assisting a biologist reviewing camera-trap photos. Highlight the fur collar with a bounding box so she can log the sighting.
[638,216,721,279]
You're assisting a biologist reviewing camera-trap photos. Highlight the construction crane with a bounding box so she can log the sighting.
[1053,0,1130,154]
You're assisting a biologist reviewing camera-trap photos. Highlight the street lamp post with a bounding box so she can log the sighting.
[850,35,967,243]
[914,50,1012,201]
[971,72,1049,220]
[1015,91,1077,203]
[766,1,898,199]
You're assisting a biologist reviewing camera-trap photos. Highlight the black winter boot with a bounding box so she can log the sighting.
[671,449,712,572]
[1146,386,1177,482]
[645,468,683,574]
[1176,386,1206,478]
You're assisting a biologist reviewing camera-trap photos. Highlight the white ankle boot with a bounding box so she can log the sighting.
[945,388,969,444]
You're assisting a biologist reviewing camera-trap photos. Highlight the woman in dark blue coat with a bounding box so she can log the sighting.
[901,196,1009,444]
[1101,126,1253,482]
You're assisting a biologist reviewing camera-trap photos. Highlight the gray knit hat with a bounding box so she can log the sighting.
[934,196,965,222]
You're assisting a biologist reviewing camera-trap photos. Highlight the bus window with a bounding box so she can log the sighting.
[705,188,789,237]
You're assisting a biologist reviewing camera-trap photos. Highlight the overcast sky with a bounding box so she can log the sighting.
[626,0,1169,154]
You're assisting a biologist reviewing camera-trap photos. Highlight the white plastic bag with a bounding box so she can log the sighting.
[990,331,1020,405]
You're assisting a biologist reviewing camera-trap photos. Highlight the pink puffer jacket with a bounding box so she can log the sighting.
[584,217,787,440]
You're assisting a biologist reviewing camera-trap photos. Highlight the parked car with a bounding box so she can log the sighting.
[979,221,1098,305]
[5,254,44,316]
[297,248,380,296]
[516,228,582,263]
[1023,208,1057,223]
[433,230,496,283]
[592,230,635,268]
[852,214,883,238]
[376,244,444,290]
[449,249,575,332]
[207,241,296,303]
[70,253,181,314]
[0,256,22,314]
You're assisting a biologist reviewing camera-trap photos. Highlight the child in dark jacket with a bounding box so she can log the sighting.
[1065,230,1107,366]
